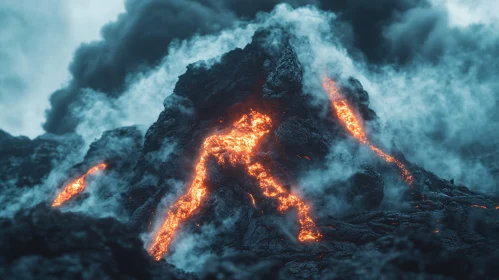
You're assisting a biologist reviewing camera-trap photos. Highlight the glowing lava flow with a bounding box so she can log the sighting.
[248,193,256,208]
[52,163,107,207]
[247,162,321,241]
[322,77,413,185]
[148,110,320,261]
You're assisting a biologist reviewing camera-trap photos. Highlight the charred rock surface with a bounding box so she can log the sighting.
[0,130,82,189]
[1,28,499,279]
[0,204,192,280]
[132,28,499,279]
[58,126,144,213]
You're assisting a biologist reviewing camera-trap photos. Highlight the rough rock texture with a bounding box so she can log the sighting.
[0,204,192,280]
[55,126,145,212]
[1,28,499,279]
[0,131,82,188]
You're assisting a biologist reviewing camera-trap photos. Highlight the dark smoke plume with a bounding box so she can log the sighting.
[43,0,427,134]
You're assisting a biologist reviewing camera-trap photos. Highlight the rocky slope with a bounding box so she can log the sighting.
[1,28,498,279]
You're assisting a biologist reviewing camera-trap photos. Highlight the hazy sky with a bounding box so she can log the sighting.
[0,0,497,220]
[0,0,124,137]
[1,0,496,138]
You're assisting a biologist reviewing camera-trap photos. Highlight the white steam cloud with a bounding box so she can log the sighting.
[257,4,499,192]
[0,0,124,138]
[3,4,498,274]
[75,22,259,144]
[140,4,499,268]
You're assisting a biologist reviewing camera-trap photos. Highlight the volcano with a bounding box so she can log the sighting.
[1,28,499,279]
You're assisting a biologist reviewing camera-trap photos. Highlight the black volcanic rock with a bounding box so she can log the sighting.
[136,27,382,222]
[131,28,499,279]
[85,126,143,169]
[2,27,499,280]
[0,130,82,188]
[274,116,332,158]
[56,126,144,212]
[0,204,192,279]
[201,252,280,279]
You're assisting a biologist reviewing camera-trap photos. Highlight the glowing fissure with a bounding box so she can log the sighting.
[248,193,256,208]
[52,163,107,207]
[148,110,320,261]
[322,77,414,185]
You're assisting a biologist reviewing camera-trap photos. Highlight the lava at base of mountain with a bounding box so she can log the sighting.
[1,28,499,280]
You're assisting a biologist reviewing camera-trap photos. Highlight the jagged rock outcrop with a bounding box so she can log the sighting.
[54,126,144,212]
[0,204,192,279]
[0,130,82,188]
[1,27,499,279]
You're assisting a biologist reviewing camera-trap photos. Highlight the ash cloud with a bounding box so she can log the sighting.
[2,2,499,278]
[3,0,497,226]
[42,0,427,134]
[364,1,499,191]
[73,23,258,144]
[43,0,239,134]
[253,3,499,192]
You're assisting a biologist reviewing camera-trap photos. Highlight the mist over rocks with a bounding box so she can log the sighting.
[0,204,193,280]
[57,125,145,219]
[1,20,499,280]
[40,0,428,135]
[28,0,498,192]
[84,125,143,170]
[128,28,499,278]
[0,130,83,189]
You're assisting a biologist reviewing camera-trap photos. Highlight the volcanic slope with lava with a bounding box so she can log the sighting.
[1,28,499,279]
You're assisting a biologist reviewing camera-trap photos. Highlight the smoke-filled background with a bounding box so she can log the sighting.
[2,0,498,191]
[2,1,499,278]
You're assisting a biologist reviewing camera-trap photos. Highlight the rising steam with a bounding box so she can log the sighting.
[148,110,320,261]
[323,77,413,185]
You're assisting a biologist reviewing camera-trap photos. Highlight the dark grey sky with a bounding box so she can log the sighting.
[0,0,124,137]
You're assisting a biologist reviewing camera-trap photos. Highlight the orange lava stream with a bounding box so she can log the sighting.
[248,193,256,208]
[248,162,321,241]
[322,77,413,185]
[471,204,488,209]
[148,110,320,261]
[52,163,107,207]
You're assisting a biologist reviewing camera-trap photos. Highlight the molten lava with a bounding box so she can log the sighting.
[322,77,413,185]
[248,193,256,208]
[52,163,107,207]
[247,162,321,241]
[148,110,320,261]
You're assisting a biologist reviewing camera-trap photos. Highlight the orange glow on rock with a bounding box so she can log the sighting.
[471,204,487,209]
[249,193,256,208]
[52,163,107,207]
[148,110,320,261]
[247,162,321,242]
[322,77,414,185]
